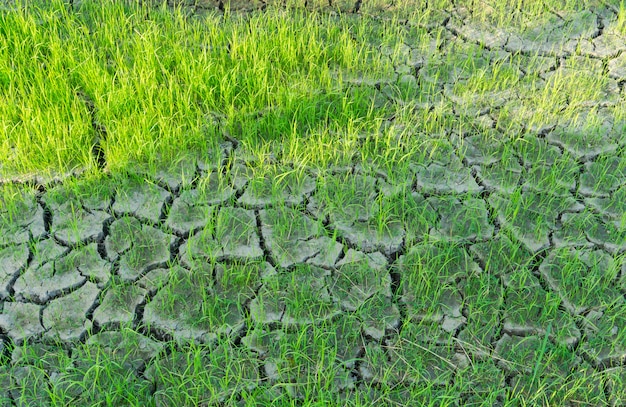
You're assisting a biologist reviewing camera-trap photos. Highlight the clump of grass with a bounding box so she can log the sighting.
[616,1,626,34]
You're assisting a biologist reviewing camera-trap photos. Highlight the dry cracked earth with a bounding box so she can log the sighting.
[1,1,626,405]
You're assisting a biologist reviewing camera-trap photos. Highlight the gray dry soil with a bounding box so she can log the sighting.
[1,1,626,405]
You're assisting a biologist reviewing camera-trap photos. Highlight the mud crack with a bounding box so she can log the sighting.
[76,90,107,171]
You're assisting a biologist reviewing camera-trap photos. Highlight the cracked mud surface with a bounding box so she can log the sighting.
[1,1,626,405]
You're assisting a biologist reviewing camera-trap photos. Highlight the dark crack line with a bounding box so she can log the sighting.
[37,196,53,236]
[0,334,14,367]
[254,209,278,270]
[97,218,115,261]
[4,247,33,300]
[158,193,175,227]
[168,235,185,266]
[76,91,107,171]
[19,278,88,306]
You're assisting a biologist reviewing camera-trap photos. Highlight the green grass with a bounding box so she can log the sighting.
[0,0,621,189]
[1,0,626,405]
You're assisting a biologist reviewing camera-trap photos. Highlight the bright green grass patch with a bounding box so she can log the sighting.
[0,0,410,180]
[3,0,625,215]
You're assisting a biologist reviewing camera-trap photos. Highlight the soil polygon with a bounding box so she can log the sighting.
[41,282,100,342]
